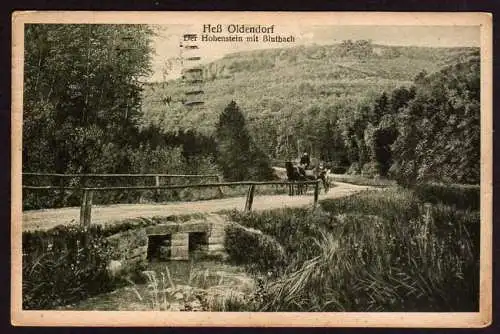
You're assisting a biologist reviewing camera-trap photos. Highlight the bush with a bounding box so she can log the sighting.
[361,161,379,178]
[413,183,480,211]
[227,208,332,267]
[329,165,347,174]
[22,225,116,309]
[224,222,286,274]
[347,163,361,175]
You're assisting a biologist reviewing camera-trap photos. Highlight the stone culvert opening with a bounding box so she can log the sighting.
[147,234,171,261]
[189,232,209,252]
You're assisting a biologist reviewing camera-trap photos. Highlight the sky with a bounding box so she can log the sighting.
[148,25,480,82]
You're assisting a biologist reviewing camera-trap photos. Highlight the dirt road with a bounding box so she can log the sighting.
[21,182,375,231]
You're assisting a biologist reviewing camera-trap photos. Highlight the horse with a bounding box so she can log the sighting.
[285,161,307,195]
[285,161,330,195]
[285,161,320,195]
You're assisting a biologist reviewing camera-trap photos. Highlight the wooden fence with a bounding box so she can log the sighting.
[22,172,225,201]
[22,172,222,185]
[23,179,321,228]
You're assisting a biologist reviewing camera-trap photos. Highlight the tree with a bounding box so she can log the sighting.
[215,101,252,181]
[391,57,480,185]
[371,92,389,125]
[215,101,274,181]
[23,24,154,174]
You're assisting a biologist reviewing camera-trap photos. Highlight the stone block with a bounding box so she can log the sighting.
[170,246,189,260]
[170,233,189,260]
[171,232,189,245]
[146,223,179,235]
[127,245,148,260]
[207,236,224,245]
[207,243,225,252]
[178,221,210,233]
[106,260,123,278]
[208,228,225,236]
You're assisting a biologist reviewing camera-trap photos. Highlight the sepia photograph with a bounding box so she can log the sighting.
[11,11,492,327]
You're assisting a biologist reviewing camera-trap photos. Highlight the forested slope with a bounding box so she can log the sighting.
[141,42,478,168]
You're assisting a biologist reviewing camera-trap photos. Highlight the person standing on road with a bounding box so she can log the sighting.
[300,152,310,170]
[298,152,310,177]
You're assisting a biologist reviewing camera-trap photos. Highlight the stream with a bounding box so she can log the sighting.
[57,255,256,311]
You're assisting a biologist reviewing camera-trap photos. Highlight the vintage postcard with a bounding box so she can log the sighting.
[11,11,492,327]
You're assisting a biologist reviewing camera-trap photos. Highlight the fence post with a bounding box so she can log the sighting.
[244,184,256,211]
[217,175,224,198]
[313,180,320,208]
[80,189,93,229]
[155,175,160,202]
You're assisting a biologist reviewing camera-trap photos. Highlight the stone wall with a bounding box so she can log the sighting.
[105,228,148,277]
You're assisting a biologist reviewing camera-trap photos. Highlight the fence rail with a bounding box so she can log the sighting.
[23,179,321,228]
[22,172,220,178]
[22,180,319,191]
[23,172,224,199]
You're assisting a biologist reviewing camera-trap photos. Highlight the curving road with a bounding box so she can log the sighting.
[21,181,376,232]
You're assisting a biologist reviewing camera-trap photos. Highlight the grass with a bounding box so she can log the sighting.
[57,258,258,311]
[330,173,396,187]
[136,260,258,311]
[226,185,480,312]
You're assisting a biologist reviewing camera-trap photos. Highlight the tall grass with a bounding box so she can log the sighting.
[329,174,396,188]
[227,187,480,312]
[129,262,257,311]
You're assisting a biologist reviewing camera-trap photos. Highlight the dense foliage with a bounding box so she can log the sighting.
[224,223,286,273]
[22,225,115,309]
[390,57,480,185]
[24,24,154,174]
[226,185,480,312]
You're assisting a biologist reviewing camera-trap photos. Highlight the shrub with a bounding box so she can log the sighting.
[413,183,480,211]
[347,163,360,175]
[22,225,116,309]
[227,208,332,267]
[224,222,286,274]
[329,165,347,174]
[361,161,379,178]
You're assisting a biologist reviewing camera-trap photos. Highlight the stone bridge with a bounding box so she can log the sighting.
[145,214,228,261]
[106,214,229,275]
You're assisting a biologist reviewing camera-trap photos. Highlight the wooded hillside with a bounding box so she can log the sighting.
[141,41,479,183]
